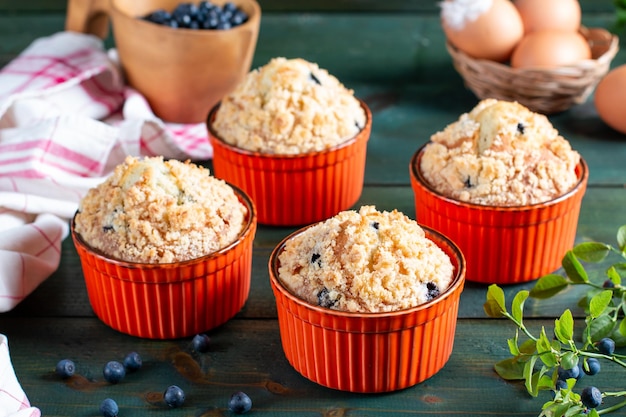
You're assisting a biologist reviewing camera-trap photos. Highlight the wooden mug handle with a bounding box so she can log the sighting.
[65,0,112,39]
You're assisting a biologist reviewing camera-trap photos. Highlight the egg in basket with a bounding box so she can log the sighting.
[440,0,619,114]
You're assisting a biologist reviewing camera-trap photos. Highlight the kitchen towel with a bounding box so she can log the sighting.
[0,335,40,417]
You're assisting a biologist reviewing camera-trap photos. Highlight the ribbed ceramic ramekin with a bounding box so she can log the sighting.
[268,224,466,393]
[410,145,588,284]
[71,186,257,339]
[207,100,371,226]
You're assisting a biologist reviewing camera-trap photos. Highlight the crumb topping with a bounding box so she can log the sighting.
[212,57,366,154]
[420,99,581,206]
[277,206,454,313]
[75,156,247,263]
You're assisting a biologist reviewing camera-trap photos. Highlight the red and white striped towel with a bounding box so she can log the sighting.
[0,335,40,417]
[0,31,214,312]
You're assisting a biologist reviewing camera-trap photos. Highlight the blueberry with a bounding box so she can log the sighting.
[123,352,142,372]
[426,282,440,300]
[371,221,379,230]
[164,385,185,408]
[103,361,126,384]
[230,10,248,25]
[309,72,322,85]
[516,122,525,135]
[603,279,615,288]
[317,287,337,308]
[555,379,568,390]
[55,359,75,378]
[581,386,602,409]
[228,391,252,414]
[217,21,232,30]
[583,358,601,376]
[223,2,238,13]
[596,337,616,355]
[100,398,119,417]
[557,364,580,381]
[311,253,321,266]
[144,9,171,24]
[192,334,211,353]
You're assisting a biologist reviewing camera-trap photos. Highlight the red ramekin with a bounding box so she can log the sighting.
[269,223,466,393]
[410,145,588,284]
[207,100,371,226]
[72,185,257,339]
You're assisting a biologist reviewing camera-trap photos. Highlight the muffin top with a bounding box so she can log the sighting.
[74,156,247,263]
[420,99,581,206]
[212,57,366,154]
[277,206,454,313]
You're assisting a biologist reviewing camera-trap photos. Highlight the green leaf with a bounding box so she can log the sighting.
[484,284,506,317]
[588,409,601,417]
[620,317,626,336]
[573,242,611,263]
[555,309,574,342]
[507,336,520,356]
[511,290,529,323]
[607,266,622,286]
[494,357,526,380]
[540,351,557,368]
[611,262,626,280]
[589,290,614,318]
[520,338,537,355]
[618,225,626,252]
[530,274,569,299]
[524,356,540,396]
[562,251,588,283]
[560,351,578,370]
[537,327,553,353]
[588,314,617,342]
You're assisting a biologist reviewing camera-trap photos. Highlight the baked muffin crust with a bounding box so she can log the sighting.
[420,99,581,206]
[75,156,247,263]
[213,57,366,154]
[277,206,454,313]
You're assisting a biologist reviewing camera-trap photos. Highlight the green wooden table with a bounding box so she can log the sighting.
[2,1,626,416]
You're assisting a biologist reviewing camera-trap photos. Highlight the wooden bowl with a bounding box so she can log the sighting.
[66,0,261,123]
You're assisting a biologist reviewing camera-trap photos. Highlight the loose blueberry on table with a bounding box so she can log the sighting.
[123,351,142,372]
[164,385,186,408]
[55,359,75,378]
[141,1,249,30]
[192,333,211,353]
[103,361,126,384]
[228,391,252,414]
[100,398,119,417]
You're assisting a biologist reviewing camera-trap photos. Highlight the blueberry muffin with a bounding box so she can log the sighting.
[74,156,247,263]
[277,206,454,313]
[212,57,366,154]
[420,99,580,206]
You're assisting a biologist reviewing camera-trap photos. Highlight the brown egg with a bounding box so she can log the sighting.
[594,64,626,134]
[511,30,591,69]
[514,0,581,33]
[441,0,524,62]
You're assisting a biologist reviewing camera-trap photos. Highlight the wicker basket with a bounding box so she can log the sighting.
[446,27,619,114]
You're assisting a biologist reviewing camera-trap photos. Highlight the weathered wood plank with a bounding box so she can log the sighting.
[2,317,625,417]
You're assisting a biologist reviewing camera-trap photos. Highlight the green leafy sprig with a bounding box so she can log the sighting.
[484,225,626,417]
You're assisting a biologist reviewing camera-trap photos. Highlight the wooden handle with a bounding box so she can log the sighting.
[65,0,111,39]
